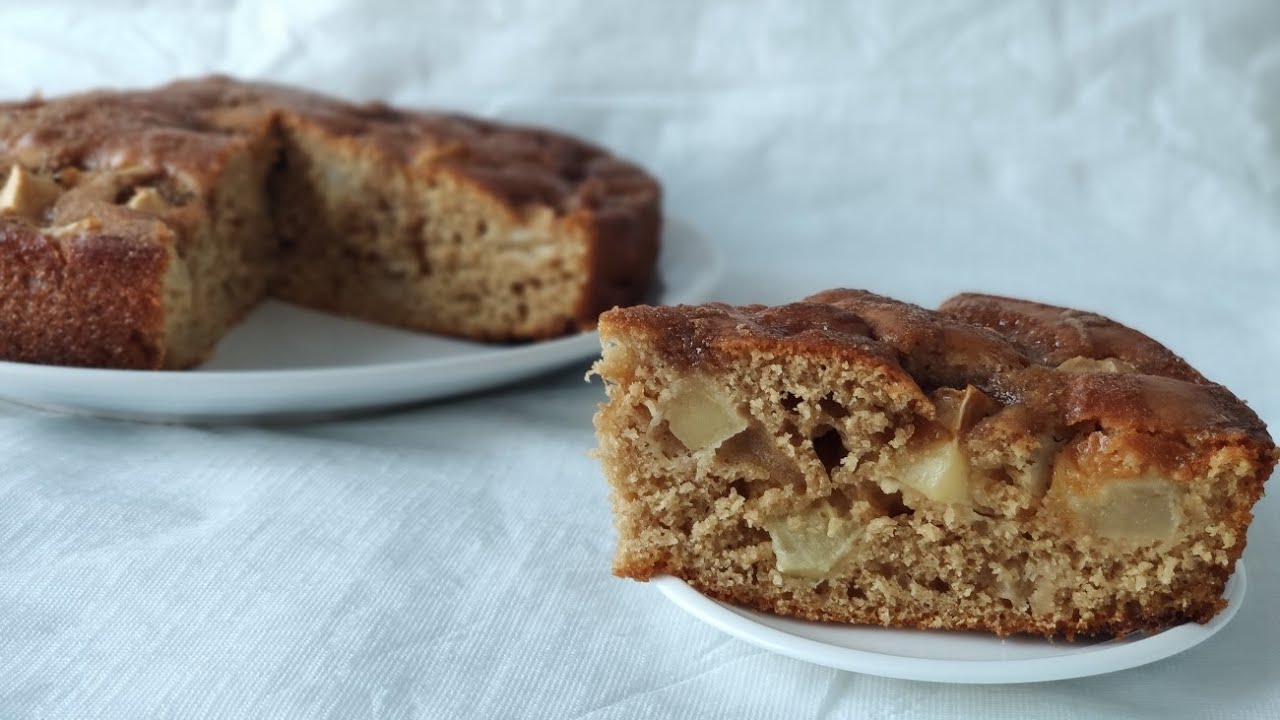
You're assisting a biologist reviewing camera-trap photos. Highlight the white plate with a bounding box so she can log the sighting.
[0,217,719,422]
[655,565,1246,684]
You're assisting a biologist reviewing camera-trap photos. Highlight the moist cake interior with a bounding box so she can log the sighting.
[270,117,592,343]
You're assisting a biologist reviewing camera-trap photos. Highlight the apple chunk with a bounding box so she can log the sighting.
[0,165,59,220]
[895,440,972,505]
[765,499,859,578]
[889,386,998,505]
[663,379,748,452]
[1069,476,1181,542]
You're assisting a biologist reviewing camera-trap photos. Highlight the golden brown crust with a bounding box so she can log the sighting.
[600,288,1273,454]
[0,76,661,368]
[600,297,912,377]
[568,165,662,331]
[940,292,1207,383]
[0,76,659,224]
[0,222,169,368]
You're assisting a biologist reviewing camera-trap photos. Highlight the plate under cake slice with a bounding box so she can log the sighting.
[591,289,1276,638]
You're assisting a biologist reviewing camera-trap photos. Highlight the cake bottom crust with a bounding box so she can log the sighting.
[665,569,1225,639]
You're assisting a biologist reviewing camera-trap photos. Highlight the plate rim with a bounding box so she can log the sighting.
[653,564,1246,684]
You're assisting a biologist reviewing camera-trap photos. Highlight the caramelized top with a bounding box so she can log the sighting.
[0,75,658,222]
[939,293,1207,384]
[600,289,1274,450]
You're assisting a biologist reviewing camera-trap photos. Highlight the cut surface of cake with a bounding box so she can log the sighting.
[592,289,1276,638]
[0,77,660,369]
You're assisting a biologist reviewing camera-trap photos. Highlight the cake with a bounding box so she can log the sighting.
[0,77,660,369]
[592,289,1276,638]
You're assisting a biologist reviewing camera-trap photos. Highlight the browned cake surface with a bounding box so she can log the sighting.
[592,289,1276,638]
[0,76,660,368]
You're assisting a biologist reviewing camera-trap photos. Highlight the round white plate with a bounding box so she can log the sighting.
[655,565,1246,684]
[0,217,719,422]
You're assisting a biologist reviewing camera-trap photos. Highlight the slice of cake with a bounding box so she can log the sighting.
[0,77,660,369]
[592,289,1276,638]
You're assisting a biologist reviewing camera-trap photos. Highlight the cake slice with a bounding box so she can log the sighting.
[592,289,1276,638]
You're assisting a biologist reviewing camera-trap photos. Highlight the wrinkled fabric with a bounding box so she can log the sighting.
[0,1,1277,718]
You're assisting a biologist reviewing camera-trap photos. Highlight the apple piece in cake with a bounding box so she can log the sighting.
[591,289,1276,638]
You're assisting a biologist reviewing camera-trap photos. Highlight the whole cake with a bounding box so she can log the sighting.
[0,77,660,369]
[592,289,1276,638]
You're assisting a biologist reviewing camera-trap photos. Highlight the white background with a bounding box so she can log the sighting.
[0,1,1277,717]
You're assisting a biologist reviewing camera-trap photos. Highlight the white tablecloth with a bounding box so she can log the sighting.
[1,2,1277,717]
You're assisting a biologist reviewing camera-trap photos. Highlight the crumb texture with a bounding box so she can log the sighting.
[0,76,661,368]
[592,289,1276,638]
